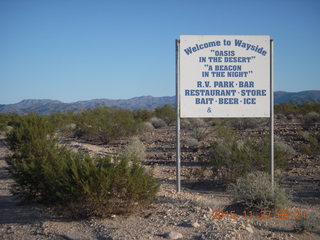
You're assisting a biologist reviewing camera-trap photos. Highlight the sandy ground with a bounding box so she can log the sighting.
[0,120,319,240]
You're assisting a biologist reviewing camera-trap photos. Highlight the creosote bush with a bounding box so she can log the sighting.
[73,107,141,144]
[6,114,159,218]
[154,104,175,125]
[227,171,291,211]
[274,101,320,116]
[0,113,17,132]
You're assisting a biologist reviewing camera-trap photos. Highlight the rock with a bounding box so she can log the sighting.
[245,225,254,234]
[164,231,183,239]
[191,221,200,228]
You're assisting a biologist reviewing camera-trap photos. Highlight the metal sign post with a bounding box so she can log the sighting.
[176,39,181,192]
[270,40,274,190]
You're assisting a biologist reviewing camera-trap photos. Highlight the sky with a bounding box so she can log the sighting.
[0,0,319,104]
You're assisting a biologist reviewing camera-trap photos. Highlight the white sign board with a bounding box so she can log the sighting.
[179,35,270,118]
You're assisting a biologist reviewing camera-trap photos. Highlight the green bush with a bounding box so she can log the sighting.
[206,126,289,183]
[0,113,19,133]
[73,107,141,144]
[155,104,175,125]
[45,111,75,137]
[6,114,159,218]
[275,101,320,116]
[5,114,54,153]
[134,109,154,122]
[227,171,291,211]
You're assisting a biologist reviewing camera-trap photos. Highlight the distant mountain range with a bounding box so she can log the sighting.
[0,90,319,115]
[0,96,175,114]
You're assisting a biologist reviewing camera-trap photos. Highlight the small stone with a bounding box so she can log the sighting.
[245,225,254,234]
[111,214,116,218]
[165,231,183,239]
[191,222,200,228]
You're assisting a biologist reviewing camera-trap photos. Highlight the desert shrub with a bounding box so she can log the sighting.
[275,101,320,116]
[302,111,320,128]
[134,109,154,122]
[208,137,262,183]
[275,137,296,159]
[5,114,54,152]
[207,126,261,183]
[294,210,320,233]
[189,118,209,141]
[183,137,200,150]
[206,126,289,183]
[0,114,8,132]
[299,132,320,156]
[5,117,159,218]
[286,114,294,120]
[230,118,261,130]
[139,122,154,132]
[276,114,285,120]
[180,118,191,129]
[0,113,19,132]
[227,171,291,211]
[154,104,175,125]
[73,107,141,144]
[119,137,146,162]
[150,117,166,129]
[45,111,75,137]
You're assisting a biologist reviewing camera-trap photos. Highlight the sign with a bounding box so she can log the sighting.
[179,35,270,118]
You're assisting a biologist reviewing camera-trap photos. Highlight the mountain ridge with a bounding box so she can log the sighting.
[0,91,319,114]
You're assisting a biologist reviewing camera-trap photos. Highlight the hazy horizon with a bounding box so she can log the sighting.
[1,90,319,106]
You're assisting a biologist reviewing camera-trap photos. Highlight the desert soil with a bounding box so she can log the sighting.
[0,119,319,240]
